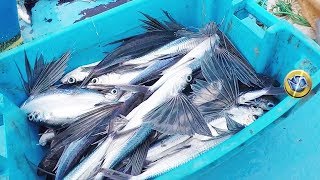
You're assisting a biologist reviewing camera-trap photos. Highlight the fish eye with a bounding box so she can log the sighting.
[67,77,76,84]
[186,75,192,82]
[91,78,99,84]
[111,88,118,95]
[267,102,275,108]
[34,113,39,120]
[27,113,34,121]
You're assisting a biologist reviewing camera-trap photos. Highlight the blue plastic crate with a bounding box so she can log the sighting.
[0,0,320,179]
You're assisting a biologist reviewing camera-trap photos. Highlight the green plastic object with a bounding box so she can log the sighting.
[0,0,320,179]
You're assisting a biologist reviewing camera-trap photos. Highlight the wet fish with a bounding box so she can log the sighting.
[64,134,114,179]
[26,12,283,180]
[16,51,71,96]
[87,54,184,87]
[81,11,185,86]
[98,43,279,179]
[132,94,277,179]
[20,88,119,127]
[61,61,100,84]
[94,32,218,180]
[87,67,145,86]
[55,89,146,179]
[85,36,205,87]
[121,36,207,67]
[55,136,99,180]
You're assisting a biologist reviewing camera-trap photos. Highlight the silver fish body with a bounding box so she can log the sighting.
[122,36,207,66]
[134,99,272,179]
[94,35,218,179]
[20,88,116,127]
[87,68,144,86]
[149,36,218,93]
[64,136,114,180]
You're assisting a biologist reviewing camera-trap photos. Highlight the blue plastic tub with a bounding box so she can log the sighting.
[0,0,320,178]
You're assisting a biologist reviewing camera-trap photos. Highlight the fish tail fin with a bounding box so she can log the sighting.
[98,168,132,180]
[17,51,71,95]
[23,154,56,177]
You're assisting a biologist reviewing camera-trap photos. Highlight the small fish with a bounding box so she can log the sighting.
[95,31,218,179]
[121,36,207,67]
[87,68,144,86]
[20,88,119,127]
[61,61,100,84]
[16,51,71,96]
[134,95,276,179]
[81,11,185,86]
[63,134,114,179]
[55,137,96,180]
[54,89,147,179]
[87,54,184,87]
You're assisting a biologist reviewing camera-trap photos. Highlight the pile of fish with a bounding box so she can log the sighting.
[17,11,284,179]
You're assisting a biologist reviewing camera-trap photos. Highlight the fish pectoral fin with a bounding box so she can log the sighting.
[115,85,149,93]
[16,51,71,95]
[23,154,56,177]
[216,28,246,62]
[140,11,183,32]
[211,126,229,136]
[225,115,245,132]
[143,93,212,137]
[109,116,130,134]
[99,168,132,180]
[200,50,239,105]
[162,10,184,31]
[139,12,169,32]
[153,52,185,61]
[214,48,262,87]
[123,131,158,175]
[51,103,121,149]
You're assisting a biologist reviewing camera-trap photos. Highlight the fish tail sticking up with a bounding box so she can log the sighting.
[99,168,132,180]
[16,51,71,96]
[23,154,56,177]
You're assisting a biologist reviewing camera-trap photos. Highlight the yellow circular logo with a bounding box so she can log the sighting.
[284,70,312,98]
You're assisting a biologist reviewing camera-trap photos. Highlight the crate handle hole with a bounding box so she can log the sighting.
[234,9,269,30]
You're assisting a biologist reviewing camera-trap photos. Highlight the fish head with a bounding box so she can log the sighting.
[87,76,102,86]
[165,68,193,95]
[26,111,47,123]
[248,97,277,111]
[61,67,89,84]
[103,87,125,102]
